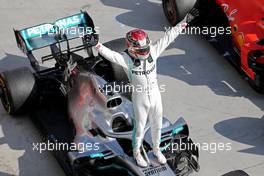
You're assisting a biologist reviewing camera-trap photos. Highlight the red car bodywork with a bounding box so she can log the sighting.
[216,0,264,81]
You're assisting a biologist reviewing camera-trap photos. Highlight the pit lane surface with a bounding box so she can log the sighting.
[0,0,263,175]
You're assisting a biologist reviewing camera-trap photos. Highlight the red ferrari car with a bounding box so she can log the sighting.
[162,0,264,92]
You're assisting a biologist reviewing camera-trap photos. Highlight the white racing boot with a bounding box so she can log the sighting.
[133,150,148,168]
[153,148,167,164]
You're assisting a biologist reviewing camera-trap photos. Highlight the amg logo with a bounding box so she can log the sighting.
[143,166,167,176]
[132,64,155,75]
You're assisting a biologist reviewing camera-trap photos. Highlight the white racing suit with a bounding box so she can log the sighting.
[95,22,185,151]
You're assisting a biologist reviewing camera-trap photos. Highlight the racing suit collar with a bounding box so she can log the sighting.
[125,49,153,67]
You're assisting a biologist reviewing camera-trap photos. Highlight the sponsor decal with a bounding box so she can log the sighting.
[221,3,229,13]
[55,14,82,29]
[143,166,167,176]
[22,14,84,39]
[24,24,54,39]
[132,64,155,75]
[221,3,238,22]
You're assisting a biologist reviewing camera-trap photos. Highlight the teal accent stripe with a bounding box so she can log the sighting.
[90,153,104,158]
[160,142,171,152]
[80,13,85,23]
[172,126,184,136]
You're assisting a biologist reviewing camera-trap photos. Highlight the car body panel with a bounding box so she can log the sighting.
[2,11,200,176]
[215,0,264,79]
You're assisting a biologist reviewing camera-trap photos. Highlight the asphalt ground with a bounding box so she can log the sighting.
[0,0,263,176]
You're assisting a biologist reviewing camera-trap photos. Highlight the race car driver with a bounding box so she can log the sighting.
[93,10,198,167]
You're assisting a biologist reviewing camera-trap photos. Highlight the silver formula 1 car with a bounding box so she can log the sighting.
[0,11,199,176]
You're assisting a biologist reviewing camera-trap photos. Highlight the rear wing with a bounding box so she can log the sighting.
[14,11,95,54]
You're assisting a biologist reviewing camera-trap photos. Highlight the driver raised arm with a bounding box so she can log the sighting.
[95,18,187,67]
[95,44,128,69]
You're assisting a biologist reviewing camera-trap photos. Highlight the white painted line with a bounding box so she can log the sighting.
[180,65,192,75]
[221,80,237,93]
[114,17,126,28]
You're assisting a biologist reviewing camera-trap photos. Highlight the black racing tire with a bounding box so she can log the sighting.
[102,38,129,84]
[162,0,197,26]
[248,78,263,93]
[0,67,37,115]
[221,170,249,176]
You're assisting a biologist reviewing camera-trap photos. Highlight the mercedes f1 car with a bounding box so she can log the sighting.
[162,0,264,92]
[0,11,199,176]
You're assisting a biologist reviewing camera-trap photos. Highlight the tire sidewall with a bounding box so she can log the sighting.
[0,67,37,115]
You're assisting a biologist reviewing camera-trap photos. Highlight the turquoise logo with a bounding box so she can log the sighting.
[23,24,54,39]
[22,14,85,39]
[172,126,184,135]
[55,14,83,29]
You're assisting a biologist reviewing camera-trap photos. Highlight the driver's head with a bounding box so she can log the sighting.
[126,29,150,60]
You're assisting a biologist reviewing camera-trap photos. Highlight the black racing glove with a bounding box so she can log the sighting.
[91,33,99,46]
[186,0,200,24]
[186,7,200,23]
[84,33,99,47]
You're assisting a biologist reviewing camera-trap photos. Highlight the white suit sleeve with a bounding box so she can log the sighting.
[151,21,187,59]
[95,43,128,69]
